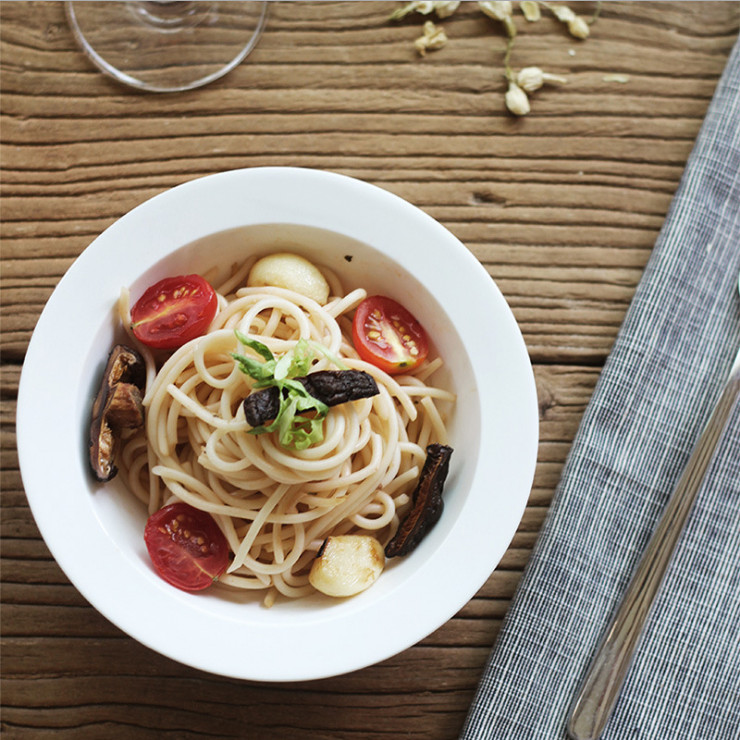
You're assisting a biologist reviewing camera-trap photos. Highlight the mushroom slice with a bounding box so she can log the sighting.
[89,344,146,482]
[309,535,385,597]
[243,369,379,427]
[384,443,453,558]
[104,382,144,430]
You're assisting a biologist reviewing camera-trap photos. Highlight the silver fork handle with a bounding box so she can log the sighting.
[567,358,740,740]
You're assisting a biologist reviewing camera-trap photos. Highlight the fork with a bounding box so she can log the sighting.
[567,272,740,740]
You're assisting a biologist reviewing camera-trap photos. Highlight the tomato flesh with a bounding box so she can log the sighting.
[131,274,218,350]
[144,502,229,592]
[352,296,429,375]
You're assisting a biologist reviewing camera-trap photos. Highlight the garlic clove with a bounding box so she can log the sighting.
[247,252,330,305]
[309,535,385,597]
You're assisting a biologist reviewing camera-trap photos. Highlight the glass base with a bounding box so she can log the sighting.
[65,1,268,93]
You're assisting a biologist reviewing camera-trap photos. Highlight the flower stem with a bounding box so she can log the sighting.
[589,1,602,25]
[503,34,516,81]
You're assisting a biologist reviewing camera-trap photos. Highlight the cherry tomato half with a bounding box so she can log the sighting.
[352,296,429,375]
[144,502,229,592]
[130,274,218,350]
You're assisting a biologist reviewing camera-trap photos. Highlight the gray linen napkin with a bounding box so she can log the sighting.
[461,38,740,740]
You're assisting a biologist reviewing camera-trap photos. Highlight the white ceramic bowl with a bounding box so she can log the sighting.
[17,167,538,681]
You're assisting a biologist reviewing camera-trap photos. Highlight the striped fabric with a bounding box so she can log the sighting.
[461,38,740,740]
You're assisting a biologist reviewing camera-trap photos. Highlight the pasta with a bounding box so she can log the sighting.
[117,256,455,605]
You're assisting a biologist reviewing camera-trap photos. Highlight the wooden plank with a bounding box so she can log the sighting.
[2,2,738,738]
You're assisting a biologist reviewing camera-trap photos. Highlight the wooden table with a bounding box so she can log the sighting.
[2,2,738,737]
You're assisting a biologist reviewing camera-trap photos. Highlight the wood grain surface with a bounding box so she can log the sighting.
[2,2,739,738]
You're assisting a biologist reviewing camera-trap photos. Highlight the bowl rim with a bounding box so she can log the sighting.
[16,166,538,681]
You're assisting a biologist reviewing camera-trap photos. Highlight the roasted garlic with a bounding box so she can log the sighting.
[309,535,385,597]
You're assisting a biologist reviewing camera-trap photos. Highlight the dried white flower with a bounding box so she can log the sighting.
[516,67,543,91]
[390,0,459,20]
[603,73,630,83]
[389,0,602,118]
[544,3,589,39]
[478,0,513,20]
[433,1,461,18]
[520,1,541,21]
[505,81,530,115]
[567,15,589,39]
[516,66,567,92]
[389,1,435,20]
[479,1,517,37]
[548,4,575,22]
[415,20,448,56]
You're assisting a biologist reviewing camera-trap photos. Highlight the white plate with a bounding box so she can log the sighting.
[17,167,538,681]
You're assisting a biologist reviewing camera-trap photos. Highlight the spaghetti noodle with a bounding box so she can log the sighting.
[117,256,455,604]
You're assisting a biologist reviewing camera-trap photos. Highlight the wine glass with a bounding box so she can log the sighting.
[65,1,268,93]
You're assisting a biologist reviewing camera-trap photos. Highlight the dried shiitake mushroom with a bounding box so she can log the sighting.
[385,443,453,557]
[243,369,379,427]
[89,344,146,482]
